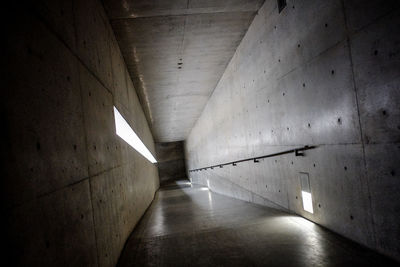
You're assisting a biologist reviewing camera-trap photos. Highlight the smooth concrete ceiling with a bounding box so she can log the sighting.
[104,0,264,142]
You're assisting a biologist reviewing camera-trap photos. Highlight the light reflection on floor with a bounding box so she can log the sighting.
[118,179,398,267]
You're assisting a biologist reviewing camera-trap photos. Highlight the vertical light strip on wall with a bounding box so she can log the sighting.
[301,191,314,214]
[300,172,313,213]
[113,106,157,163]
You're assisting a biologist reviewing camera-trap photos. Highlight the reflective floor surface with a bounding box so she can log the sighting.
[118,180,399,267]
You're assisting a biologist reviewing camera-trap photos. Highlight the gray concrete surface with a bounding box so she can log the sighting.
[118,180,399,266]
[156,142,187,186]
[4,0,400,265]
[104,0,264,142]
[185,0,400,261]
[4,0,159,266]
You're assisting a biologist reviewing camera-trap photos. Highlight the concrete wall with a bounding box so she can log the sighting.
[156,142,187,186]
[3,0,159,266]
[185,0,400,261]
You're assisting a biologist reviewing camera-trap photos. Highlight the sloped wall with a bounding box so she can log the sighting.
[3,0,159,266]
[185,0,400,261]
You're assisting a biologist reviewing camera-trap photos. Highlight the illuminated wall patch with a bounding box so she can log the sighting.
[300,172,313,214]
[113,106,157,163]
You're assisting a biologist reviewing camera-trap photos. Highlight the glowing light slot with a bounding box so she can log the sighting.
[113,106,157,163]
[301,191,314,214]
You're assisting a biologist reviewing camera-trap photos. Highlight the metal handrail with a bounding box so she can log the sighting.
[188,145,317,172]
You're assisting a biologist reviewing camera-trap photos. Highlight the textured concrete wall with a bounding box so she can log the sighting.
[185,0,400,261]
[3,0,159,266]
[156,142,187,185]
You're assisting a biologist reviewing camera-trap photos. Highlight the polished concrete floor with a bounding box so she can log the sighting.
[118,180,399,267]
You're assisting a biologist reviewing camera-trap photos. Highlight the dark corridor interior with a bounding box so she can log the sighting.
[3,0,400,266]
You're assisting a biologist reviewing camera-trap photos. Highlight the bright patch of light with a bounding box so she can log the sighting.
[208,191,213,208]
[302,191,313,213]
[207,179,210,188]
[200,187,209,191]
[113,107,157,163]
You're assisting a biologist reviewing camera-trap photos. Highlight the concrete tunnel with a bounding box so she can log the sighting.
[3,0,400,266]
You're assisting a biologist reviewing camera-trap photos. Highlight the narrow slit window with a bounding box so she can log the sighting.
[113,106,157,163]
[301,191,313,214]
[300,172,313,213]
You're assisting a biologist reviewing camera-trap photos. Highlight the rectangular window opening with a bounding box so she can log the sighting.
[113,106,157,163]
[300,172,313,214]
[301,191,314,214]
[278,0,287,13]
